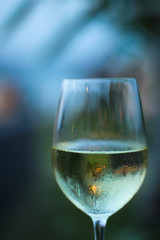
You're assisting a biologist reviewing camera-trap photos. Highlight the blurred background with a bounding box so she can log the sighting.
[0,0,160,239]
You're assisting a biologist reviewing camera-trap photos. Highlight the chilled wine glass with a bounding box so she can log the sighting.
[52,78,147,240]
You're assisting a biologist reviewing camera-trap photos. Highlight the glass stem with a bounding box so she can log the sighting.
[92,218,108,240]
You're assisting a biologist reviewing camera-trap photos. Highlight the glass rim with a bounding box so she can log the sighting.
[63,78,136,82]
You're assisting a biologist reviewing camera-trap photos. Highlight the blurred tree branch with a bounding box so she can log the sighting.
[1,0,38,41]
[38,1,109,66]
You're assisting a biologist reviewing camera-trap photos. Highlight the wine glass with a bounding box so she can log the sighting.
[52,78,147,240]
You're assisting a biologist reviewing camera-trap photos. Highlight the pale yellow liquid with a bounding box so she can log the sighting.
[52,140,147,217]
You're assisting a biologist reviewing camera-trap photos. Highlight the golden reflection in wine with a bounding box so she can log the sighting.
[72,124,74,133]
[88,185,99,195]
[113,165,141,176]
[95,164,106,175]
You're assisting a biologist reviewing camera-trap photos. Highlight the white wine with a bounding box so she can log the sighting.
[52,140,147,218]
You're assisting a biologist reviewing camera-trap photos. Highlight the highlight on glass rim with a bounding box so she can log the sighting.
[52,78,147,240]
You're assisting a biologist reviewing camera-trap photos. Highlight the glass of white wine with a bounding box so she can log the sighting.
[52,78,147,240]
